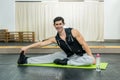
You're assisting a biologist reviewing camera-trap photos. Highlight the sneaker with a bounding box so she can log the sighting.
[54,58,68,65]
[17,51,28,64]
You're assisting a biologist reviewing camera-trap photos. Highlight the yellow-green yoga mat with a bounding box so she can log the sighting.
[19,62,108,70]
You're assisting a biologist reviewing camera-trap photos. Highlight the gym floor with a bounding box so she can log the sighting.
[0,42,120,80]
[0,53,120,80]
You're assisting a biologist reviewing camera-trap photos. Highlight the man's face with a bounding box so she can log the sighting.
[54,20,64,32]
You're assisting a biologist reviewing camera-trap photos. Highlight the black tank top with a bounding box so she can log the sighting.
[55,28,86,57]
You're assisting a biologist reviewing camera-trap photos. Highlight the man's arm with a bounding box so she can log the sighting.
[72,29,93,56]
[21,37,56,53]
[72,29,95,64]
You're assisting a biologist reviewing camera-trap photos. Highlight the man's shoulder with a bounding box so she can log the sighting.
[71,28,80,38]
[65,27,73,34]
[65,27,73,30]
[71,28,79,33]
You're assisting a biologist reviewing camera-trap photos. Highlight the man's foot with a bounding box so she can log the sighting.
[17,51,28,64]
[53,58,68,65]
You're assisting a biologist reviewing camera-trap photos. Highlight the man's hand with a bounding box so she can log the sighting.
[21,46,29,54]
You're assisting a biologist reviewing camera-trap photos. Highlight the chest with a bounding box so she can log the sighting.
[60,35,66,42]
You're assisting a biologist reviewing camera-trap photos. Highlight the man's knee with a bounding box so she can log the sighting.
[87,56,95,64]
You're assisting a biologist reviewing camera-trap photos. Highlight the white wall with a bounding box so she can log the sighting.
[16,0,58,2]
[0,0,15,31]
[104,0,120,39]
[1,0,120,39]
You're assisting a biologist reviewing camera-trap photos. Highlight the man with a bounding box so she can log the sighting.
[18,16,96,66]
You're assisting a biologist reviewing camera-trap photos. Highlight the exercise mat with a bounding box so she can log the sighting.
[19,62,108,69]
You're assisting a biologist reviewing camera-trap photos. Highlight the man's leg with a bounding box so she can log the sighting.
[27,51,67,64]
[67,53,94,66]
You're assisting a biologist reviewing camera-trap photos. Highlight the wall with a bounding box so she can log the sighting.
[59,0,84,2]
[0,0,15,31]
[1,0,120,39]
[16,0,58,2]
[104,0,120,39]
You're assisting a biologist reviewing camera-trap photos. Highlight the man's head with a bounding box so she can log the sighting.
[53,16,65,25]
[53,16,65,32]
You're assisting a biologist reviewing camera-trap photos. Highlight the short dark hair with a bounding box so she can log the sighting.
[53,16,65,24]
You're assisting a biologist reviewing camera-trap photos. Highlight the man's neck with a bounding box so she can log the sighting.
[59,29,66,36]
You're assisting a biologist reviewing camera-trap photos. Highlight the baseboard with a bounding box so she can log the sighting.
[104,39,120,42]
